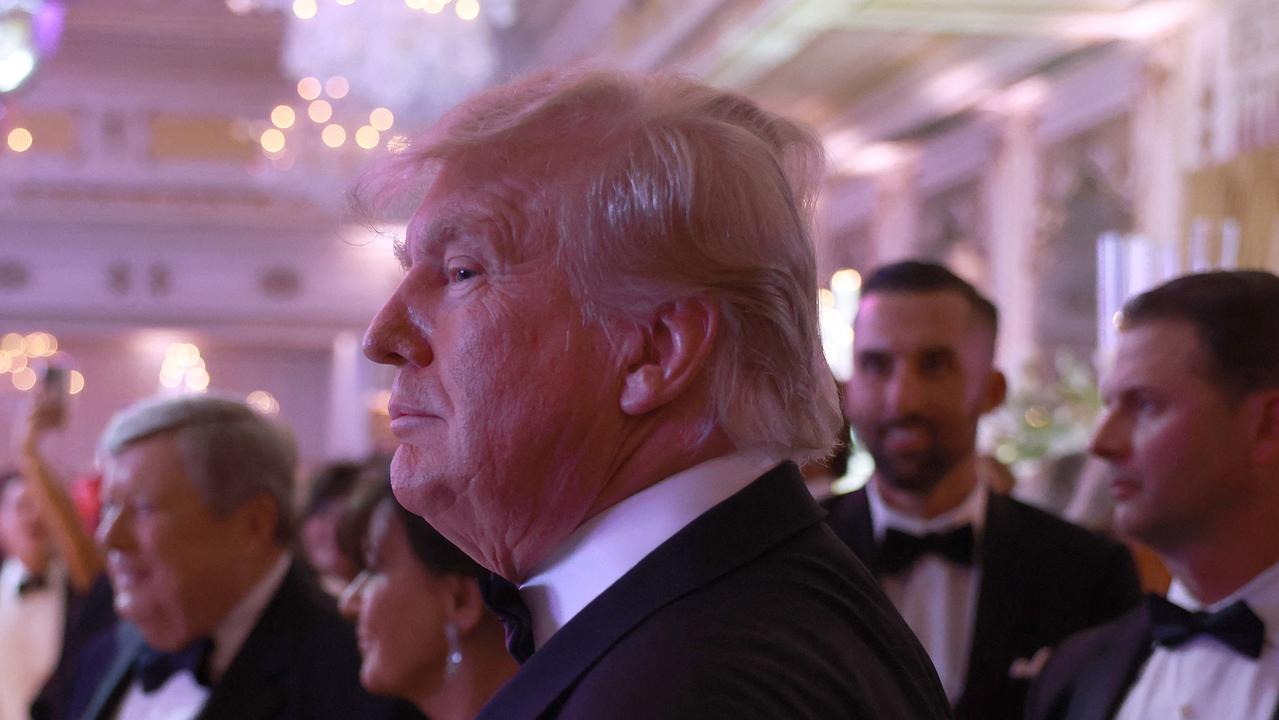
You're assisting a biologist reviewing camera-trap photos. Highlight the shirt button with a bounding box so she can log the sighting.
[1179,704,1195,718]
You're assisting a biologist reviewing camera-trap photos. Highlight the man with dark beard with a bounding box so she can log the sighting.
[824,260,1141,720]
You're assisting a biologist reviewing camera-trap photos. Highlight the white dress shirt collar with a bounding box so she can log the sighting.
[519,449,783,649]
[0,555,62,598]
[866,476,988,542]
[1168,558,1279,646]
[208,552,292,680]
[113,552,293,720]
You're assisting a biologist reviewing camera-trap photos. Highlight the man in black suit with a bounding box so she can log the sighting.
[65,394,410,720]
[825,261,1141,720]
[358,69,952,719]
[1027,270,1279,720]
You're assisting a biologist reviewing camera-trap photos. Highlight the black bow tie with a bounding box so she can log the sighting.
[877,525,976,574]
[134,637,214,693]
[1148,593,1266,659]
[479,573,535,664]
[16,573,48,596]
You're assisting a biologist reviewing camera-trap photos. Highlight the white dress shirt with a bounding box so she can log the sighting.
[113,553,293,720]
[867,478,987,705]
[1116,560,1279,720]
[519,449,783,649]
[0,557,65,720]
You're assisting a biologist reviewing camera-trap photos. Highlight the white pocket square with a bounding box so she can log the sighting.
[1008,646,1052,680]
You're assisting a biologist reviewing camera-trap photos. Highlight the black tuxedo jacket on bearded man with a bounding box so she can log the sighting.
[476,463,953,720]
[63,562,420,720]
[823,488,1141,720]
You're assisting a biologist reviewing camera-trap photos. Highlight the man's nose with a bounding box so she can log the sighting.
[886,368,925,415]
[95,506,129,550]
[1089,409,1128,461]
[363,292,433,368]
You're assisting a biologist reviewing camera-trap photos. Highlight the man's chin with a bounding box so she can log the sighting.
[874,459,947,495]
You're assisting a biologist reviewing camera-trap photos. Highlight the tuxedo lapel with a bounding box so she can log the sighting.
[960,492,1018,709]
[195,566,303,720]
[825,488,876,567]
[80,624,143,720]
[1062,609,1152,720]
[477,463,822,720]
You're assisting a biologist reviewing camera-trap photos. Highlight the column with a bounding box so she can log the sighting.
[983,108,1041,373]
[325,331,372,460]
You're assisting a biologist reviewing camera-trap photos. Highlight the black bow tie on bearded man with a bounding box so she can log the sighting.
[133,637,215,693]
[1147,593,1266,659]
[876,524,976,575]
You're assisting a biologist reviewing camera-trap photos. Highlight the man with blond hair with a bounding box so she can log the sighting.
[359,70,951,719]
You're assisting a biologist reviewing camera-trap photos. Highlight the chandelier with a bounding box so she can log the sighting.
[0,0,64,95]
[227,0,514,198]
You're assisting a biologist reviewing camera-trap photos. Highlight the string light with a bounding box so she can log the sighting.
[321,124,347,148]
[369,107,394,131]
[307,99,333,123]
[261,128,286,153]
[355,125,380,149]
[325,76,350,100]
[297,77,322,101]
[12,367,36,391]
[7,128,32,153]
[246,390,280,416]
[160,343,210,394]
[270,105,296,129]
[292,0,318,20]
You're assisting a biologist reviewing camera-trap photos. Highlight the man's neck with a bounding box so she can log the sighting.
[875,455,980,521]
[506,417,737,583]
[1160,506,1279,604]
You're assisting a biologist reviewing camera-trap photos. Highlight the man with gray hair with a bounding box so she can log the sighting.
[359,69,950,718]
[65,394,409,720]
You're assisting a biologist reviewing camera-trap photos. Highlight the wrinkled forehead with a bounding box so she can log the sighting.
[401,148,580,260]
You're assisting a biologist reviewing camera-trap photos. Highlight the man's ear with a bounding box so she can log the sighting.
[983,369,1008,414]
[619,298,719,416]
[234,493,280,549]
[1249,389,1279,466]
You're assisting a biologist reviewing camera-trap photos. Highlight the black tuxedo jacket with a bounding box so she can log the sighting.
[1026,604,1279,720]
[478,462,953,720]
[824,488,1141,720]
[64,561,420,720]
[30,574,116,720]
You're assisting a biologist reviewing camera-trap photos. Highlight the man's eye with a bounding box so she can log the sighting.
[448,266,478,284]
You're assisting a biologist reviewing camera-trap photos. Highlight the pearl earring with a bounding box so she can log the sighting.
[445,621,463,676]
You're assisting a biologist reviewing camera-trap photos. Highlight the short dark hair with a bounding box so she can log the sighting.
[1121,270,1279,398]
[302,462,365,519]
[860,260,999,337]
[341,464,485,581]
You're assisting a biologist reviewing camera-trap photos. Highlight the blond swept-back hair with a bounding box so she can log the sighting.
[353,69,841,462]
